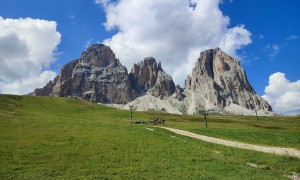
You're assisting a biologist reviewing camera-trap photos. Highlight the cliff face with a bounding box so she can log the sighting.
[129,57,175,98]
[28,76,58,96]
[30,44,272,115]
[51,59,79,97]
[31,44,137,103]
[30,44,176,103]
[185,48,272,112]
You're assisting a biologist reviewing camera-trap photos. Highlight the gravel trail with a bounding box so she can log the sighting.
[160,127,300,158]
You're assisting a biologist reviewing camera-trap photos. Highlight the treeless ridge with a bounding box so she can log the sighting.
[160,127,300,158]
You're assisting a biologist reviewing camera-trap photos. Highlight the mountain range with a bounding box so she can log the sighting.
[30,44,272,115]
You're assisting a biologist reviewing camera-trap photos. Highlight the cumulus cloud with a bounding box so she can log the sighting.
[0,70,57,95]
[262,72,300,115]
[98,0,252,86]
[0,17,61,95]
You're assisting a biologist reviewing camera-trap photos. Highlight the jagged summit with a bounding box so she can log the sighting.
[30,44,175,103]
[129,57,175,98]
[214,47,221,51]
[30,44,272,115]
[31,44,137,103]
[79,43,119,67]
[139,57,163,71]
[185,48,272,113]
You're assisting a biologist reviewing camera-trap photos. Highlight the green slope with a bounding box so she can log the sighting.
[0,95,299,179]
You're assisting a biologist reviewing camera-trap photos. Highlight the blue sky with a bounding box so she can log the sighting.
[0,0,299,114]
[221,0,300,94]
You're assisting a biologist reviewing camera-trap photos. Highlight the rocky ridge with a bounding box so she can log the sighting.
[129,57,175,99]
[30,44,272,115]
[31,44,175,104]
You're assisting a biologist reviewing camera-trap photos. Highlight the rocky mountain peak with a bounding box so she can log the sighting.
[79,43,117,67]
[186,48,272,112]
[214,47,221,51]
[30,45,272,115]
[129,57,175,98]
[31,44,137,103]
[30,44,176,103]
[142,57,156,65]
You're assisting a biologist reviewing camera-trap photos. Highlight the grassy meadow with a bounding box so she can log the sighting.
[0,95,299,179]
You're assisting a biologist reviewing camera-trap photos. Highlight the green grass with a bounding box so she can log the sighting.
[0,95,299,179]
[158,114,300,149]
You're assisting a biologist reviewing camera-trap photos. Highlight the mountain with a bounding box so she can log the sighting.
[183,48,272,114]
[129,57,175,98]
[31,44,137,103]
[30,44,272,115]
[30,44,175,103]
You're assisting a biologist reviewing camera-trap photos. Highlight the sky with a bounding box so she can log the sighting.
[0,0,299,115]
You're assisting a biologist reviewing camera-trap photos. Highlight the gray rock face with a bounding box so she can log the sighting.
[172,85,185,101]
[32,44,137,103]
[30,44,272,114]
[185,48,272,111]
[129,57,176,98]
[51,59,80,96]
[29,76,58,96]
[79,44,115,67]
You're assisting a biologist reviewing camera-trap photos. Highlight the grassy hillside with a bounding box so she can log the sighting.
[0,95,299,179]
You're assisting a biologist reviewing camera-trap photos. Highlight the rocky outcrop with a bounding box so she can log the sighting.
[172,85,185,101]
[29,76,58,96]
[129,57,175,98]
[185,48,272,112]
[31,44,137,103]
[51,59,79,96]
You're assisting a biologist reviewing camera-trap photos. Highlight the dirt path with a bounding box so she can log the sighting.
[160,127,300,158]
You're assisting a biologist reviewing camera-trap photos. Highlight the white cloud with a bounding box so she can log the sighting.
[264,44,280,60]
[95,0,110,6]
[68,15,75,20]
[68,15,76,24]
[84,38,93,49]
[99,0,252,86]
[0,70,57,95]
[258,34,264,41]
[0,17,61,95]
[262,72,300,115]
[286,35,298,41]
